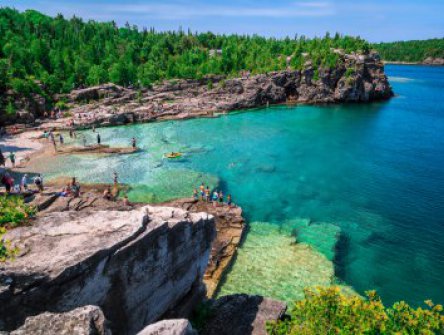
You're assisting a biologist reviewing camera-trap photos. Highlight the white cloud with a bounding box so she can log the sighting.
[74,1,335,20]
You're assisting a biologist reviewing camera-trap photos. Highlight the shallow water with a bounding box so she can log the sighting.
[44,65,444,306]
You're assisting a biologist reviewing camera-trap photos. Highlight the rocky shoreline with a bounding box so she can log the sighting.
[9,50,393,130]
[383,57,444,66]
[0,177,255,334]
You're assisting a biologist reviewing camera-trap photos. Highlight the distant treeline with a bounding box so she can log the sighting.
[0,7,372,116]
[373,38,444,62]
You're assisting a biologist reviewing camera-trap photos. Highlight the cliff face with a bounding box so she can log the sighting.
[0,206,216,334]
[11,51,392,128]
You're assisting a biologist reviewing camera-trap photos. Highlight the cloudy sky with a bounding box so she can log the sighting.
[1,0,443,42]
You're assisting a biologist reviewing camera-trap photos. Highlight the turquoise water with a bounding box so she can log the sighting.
[45,65,444,306]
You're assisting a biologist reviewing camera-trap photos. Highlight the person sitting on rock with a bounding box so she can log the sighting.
[122,195,132,207]
[103,186,112,201]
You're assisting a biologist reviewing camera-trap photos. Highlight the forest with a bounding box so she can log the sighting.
[1,8,442,118]
[373,38,444,62]
[0,8,371,115]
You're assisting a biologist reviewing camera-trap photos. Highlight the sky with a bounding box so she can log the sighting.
[0,0,443,42]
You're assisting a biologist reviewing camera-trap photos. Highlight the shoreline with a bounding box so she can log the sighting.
[384,60,444,66]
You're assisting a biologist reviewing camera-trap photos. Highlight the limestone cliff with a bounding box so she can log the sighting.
[0,206,215,334]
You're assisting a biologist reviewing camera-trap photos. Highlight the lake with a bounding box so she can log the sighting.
[45,65,444,306]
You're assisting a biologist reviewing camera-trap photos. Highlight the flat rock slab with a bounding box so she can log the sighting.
[2,208,150,283]
[201,294,287,335]
[10,305,110,335]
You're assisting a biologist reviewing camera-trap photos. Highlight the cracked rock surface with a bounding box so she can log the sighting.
[0,206,215,334]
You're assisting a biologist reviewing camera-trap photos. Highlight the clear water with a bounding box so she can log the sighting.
[43,65,444,306]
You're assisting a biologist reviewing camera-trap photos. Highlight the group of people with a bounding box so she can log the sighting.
[193,183,233,208]
[1,172,44,194]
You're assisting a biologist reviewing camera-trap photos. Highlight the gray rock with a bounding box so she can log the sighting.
[10,305,110,335]
[137,319,196,335]
[201,294,287,335]
[0,206,216,334]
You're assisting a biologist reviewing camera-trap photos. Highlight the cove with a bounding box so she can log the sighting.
[42,65,444,306]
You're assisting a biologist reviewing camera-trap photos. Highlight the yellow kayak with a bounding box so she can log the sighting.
[164,152,182,159]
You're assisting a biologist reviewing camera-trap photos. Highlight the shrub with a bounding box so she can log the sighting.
[0,227,18,261]
[267,287,444,335]
[55,100,68,111]
[207,80,214,90]
[345,68,355,78]
[0,195,36,228]
[5,101,15,116]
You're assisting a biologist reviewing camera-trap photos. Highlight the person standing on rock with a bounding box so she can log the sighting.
[0,149,5,167]
[70,177,80,197]
[131,137,136,148]
[20,174,28,192]
[113,172,118,185]
[97,133,101,145]
[205,186,210,202]
[8,152,16,168]
[34,174,44,192]
[227,194,233,208]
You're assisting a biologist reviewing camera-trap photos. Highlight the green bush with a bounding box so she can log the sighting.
[345,68,355,78]
[55,100,69,111]
[5,101,15,116]
[267,287,444,335]
[0,195,36,228]
[0,227,18,261]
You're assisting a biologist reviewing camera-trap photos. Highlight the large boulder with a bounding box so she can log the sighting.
[137,319,196,335]
[0,206,216,334]
[10,305,110,335]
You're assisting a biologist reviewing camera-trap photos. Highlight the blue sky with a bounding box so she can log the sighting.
[1,0,443,42]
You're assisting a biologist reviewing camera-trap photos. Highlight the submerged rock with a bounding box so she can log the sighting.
[0,206,216,334]
[217,220,335,302]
